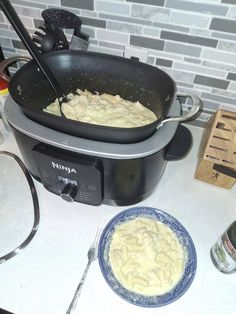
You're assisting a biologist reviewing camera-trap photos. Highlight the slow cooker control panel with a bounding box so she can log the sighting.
[32,144,103,205]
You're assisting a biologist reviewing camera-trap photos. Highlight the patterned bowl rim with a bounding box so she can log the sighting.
[98,206,197,307]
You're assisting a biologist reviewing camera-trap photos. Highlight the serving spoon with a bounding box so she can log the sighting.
[0,0,67,117]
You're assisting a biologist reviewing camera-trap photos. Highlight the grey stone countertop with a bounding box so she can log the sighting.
[0,121,235,314]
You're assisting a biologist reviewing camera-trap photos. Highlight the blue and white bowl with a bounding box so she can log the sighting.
[98,206,197,307]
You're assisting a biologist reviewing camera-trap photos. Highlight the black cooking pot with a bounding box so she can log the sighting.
[2,51,201,143]
[0,0,201,143]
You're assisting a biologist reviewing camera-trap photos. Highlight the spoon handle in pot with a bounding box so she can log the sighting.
[0,0,67,101]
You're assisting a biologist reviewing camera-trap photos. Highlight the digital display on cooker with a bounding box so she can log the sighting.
[32,144,103,205]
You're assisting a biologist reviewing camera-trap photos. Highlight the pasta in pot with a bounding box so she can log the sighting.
[44,89,157,128]
[108,217,185,296]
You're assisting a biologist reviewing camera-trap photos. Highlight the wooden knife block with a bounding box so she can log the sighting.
[195,109,236,189]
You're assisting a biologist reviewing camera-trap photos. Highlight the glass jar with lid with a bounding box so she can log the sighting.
[211,221,236,274]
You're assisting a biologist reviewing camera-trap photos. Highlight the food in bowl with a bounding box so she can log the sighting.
[108,216,185,296]
[44,89,157,128]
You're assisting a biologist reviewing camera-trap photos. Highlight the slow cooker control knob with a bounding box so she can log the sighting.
[60,183,77,202]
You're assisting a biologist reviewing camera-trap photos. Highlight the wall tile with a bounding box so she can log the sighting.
[166,0,228,16]
[202,60,236,72]
[202,48,236,65]
[2,47,16,54]
[211,31,236,41]
[212,88,236,99]
[132,4,170,22]
[184,57,201,64]
[190,84,211,92]
[199,99,220,112]
[0,38,13,49]
[176,81,194,89]
[149,50,183,61]
[164,42,201,57]
[88,43,123,56]
[80,16,106,28]
[127,0,165,6]
[99,13,151,26]
[163,68,195,83]
[147,56,155,65]
[188,118,210,128]
[194,111,211,123]
[19,16,34,29]
[124,46,148,62]
[80,10,97,18]
[0,23,9,30]
[228,81,236,93]
[130,35,164,50]
[173,61,226,78]
[34,19,44,29]
[11,0,46,9]
[218,40,236,53]
[95,1,130,15]
[210,18,236,34]
[12,39,26,50]
[190,28,212,37]
[0,29,20,40]
[0,12,5,23]
[170,11,210,28]
[143,27,161,38]
[155,57,173,67]
[97,29,129,44]
[26,0,60,4]
[14,5,42,19]
[81,27,95,39]
[201,92,236,106]
[153,21,189,33]
[61,0,94,11]
[228,6,236,18]
[194,75,229,89]
[227,72,236,81]
[161,31,218,48]
[107,21,142,34]
[221,0,236,4]
[99,41,124,51]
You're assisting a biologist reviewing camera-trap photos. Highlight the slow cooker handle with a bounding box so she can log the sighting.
[0,56,31,81]
[165,125,192,161]
[157,94,202,129]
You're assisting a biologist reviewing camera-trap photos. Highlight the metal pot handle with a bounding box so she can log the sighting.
[157,94,202,129]
[0,56,31,81]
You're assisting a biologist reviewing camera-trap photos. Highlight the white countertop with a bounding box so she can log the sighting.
[0,123,235,314]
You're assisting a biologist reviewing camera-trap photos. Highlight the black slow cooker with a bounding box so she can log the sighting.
[1,0,201,206]
[5,96,193,206]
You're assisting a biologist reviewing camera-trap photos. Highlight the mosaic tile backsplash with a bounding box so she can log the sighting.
[1,0,236,127]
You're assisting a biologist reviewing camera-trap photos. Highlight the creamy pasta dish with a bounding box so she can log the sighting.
[108,217,185,296]
[44,89,157,128]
